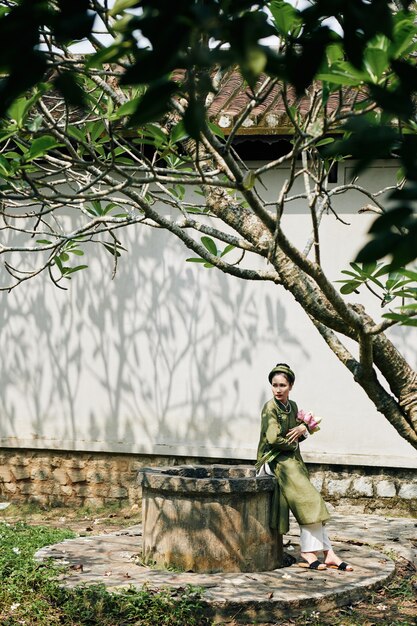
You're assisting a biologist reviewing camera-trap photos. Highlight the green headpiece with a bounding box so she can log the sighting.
[268,364,295,384]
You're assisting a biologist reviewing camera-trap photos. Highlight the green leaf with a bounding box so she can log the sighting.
[397,268,417,281]
[207,122,225,140]
[241,47,267,86]
[144,124,168,145]
[54,72,86,108]
[382,312,407,321]
[390,226,417,268]
[27,115,43,132]
[110,0,139,17]
[183,99,206,141]
[374,264,394,279]
[26,136,60,161]
[340,270,362,278]
[113,97,142,119]
[340,281,362,294]
[171,121,189,144]
[63,265,88,275]
[86,40,132,69]
[269,0,300,35]
[220,244,235,257]
[363,47,389,82]
[186,257,207,263]
[127,81,178,126]
[400,319,417,327]
[7,97,28,127]
[325,43,344,65]
[383,311,417,327]
[0,128,18,143]
[324,120,399,176]
[53,255,64,273]
[389,15,417,58]
[350,261,378,276]
[316,71,364,86]
[101,241,127,257]
[87,200,103,216]
[87,120,106,143]
[0,155,12,177]
[315,137,334,147]
[201,236,217,256]
[67,125,86,143]
[356,233,402,263]
[242,171,256,190]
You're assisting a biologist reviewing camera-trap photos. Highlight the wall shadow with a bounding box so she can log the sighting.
[0,224,308,457]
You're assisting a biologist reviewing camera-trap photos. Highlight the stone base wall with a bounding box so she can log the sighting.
[0,449,415,515]
[308,463,417,517]
[0,449,201,509]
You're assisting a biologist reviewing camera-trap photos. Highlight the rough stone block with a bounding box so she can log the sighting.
[398,483,417,499]
[310,474,324,492]
[351,477,373,497]
[31,468,50,481]
[67,470,86,483]
[85,497,106,508]
[20,483,37,495]
[12,467,31,481]
[10,456,30,467]
[28,494,46,503]
[116,460,130,472]
[73,484,90,497]
[376,480,396,498]
[3,482,17,494]
[66,459,86,469]
[108,485,128,499]
[86,471,105,484]
[0,467,13,483]
[40,483,60,495]
[325,478,352,497]
[87,485,109,497]
[53,469,69,485]
[60,485,74,496]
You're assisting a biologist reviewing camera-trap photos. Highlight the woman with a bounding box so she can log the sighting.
[257,362,353,571]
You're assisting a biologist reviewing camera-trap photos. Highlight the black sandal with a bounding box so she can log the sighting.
[327,561,353,571]
[298,559,327,570]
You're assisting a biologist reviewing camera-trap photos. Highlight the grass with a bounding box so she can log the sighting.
[0,520,211,626]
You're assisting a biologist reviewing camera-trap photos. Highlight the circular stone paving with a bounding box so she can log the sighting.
[35,523,395,624]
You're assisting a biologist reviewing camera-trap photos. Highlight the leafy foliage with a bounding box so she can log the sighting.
[1,1,417,267]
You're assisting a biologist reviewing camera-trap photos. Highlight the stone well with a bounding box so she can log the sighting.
[139,464,282,573]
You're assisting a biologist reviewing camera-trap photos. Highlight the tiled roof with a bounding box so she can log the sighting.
[205,71,363,135]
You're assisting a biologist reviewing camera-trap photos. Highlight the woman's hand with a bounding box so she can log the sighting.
[286,424,307,444]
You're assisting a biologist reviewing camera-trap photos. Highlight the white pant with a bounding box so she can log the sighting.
[299,522,332,552]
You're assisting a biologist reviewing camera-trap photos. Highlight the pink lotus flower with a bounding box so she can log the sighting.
[297,409,322,433]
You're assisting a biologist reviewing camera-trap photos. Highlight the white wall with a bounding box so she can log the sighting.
[0,160,416,469]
